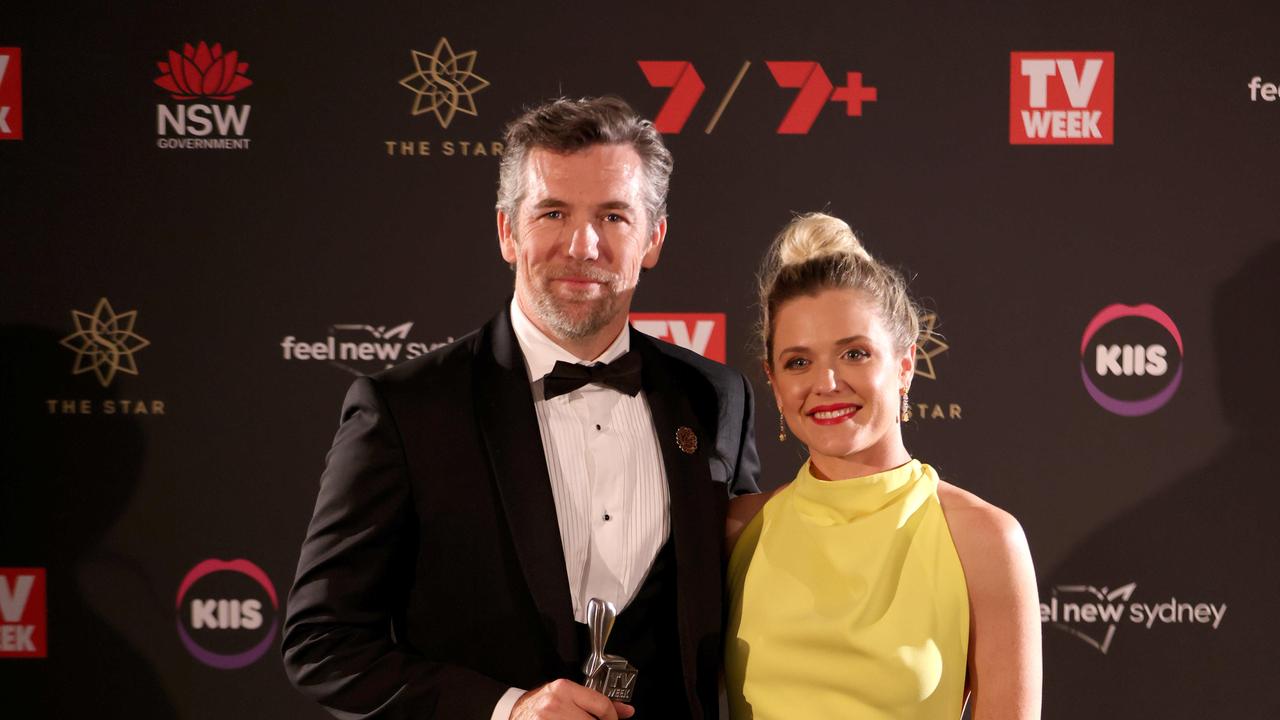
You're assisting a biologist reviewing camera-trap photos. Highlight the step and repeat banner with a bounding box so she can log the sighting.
[2,1,1277,717]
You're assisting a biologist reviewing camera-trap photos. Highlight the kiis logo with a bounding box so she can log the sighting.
[176,559,277,669]
[0,568,46,657]
[385,37,502,158]
[1080,304,1183,416]
[1041,582,1226,654]
[638,59,877,135]
[0,48,22,140]
[281,322,455,375]
[1010,52,1114,144]
[154,41,253,150]
[631,313,726,362]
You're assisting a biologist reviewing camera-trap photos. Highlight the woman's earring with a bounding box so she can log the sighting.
[778,410,787,442]
[900,388,910,423]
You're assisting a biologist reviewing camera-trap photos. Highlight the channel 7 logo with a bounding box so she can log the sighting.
[639,60,877,135]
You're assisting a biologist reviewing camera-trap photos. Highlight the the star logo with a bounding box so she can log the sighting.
[913,313,949,380]
[59,298,151,387]
[398,37,490,128]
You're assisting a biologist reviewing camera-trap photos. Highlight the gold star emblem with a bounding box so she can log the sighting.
[913,313,949,380]
[59,298,151,387]
[398,37,490,128]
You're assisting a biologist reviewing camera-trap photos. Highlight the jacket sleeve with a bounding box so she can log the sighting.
[281,376,508,719]
[730,373,762,497]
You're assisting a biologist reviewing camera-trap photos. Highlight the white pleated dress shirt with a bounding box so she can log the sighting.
[491,298,671,719]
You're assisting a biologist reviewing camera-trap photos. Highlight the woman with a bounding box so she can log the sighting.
[725,213,1041,719]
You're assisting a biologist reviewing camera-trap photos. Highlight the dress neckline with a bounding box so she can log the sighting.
[790,458,931,525]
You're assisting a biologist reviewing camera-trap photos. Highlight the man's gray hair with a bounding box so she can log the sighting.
[496,96,673,232]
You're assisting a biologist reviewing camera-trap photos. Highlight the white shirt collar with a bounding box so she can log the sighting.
[509,297,631,385]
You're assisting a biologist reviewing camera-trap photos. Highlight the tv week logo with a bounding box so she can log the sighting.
[631,313,726,363]
[1010,52,1114,144]
[0,48,21,140]
[1,568,46,657]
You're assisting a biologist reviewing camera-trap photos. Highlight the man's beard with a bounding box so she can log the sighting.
[525,261,624,340]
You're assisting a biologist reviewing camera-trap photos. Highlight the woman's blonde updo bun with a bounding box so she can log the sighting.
[758,212,920,363]
[772,213,871,267]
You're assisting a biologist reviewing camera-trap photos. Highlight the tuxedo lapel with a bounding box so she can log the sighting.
[473,307,579,667]
[632,329,719,709]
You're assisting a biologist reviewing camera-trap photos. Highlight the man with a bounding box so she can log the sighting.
[282,96,759,720]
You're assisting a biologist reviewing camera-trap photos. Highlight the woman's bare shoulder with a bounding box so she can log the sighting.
[937,480,1034,597]
[938,480,1023,540]
[937,480,1042,716]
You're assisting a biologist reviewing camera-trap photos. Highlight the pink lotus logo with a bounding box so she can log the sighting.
[154,41,252,100]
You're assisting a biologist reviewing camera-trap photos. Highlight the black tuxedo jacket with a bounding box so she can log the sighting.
[282,306,760,719]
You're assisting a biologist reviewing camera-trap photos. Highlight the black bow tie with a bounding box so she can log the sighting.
[541,350,643,400]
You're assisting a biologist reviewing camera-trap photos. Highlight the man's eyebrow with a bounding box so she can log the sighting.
[530,198,567,209]
[528,198,636,212]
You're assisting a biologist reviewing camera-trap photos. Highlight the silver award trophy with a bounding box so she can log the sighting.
[582,598,638,703]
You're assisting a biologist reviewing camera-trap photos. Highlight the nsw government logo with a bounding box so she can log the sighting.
[176,559,277,669]
[631,313,726,362]
[0,568,46,658]
[1080,303,1182,416]
[154,41,253,150]
[1041,582,1226,654]
[1010,52,1114,144]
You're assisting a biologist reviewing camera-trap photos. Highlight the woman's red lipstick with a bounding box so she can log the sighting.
[806,403,860,425]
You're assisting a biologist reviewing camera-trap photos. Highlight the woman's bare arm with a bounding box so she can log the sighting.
[724,487,781,559]
[940,482,1043,719]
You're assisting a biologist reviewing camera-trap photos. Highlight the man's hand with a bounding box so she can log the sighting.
[510,679,635,720]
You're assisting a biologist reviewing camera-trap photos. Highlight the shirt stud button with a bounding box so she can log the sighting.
[603,513,611,521]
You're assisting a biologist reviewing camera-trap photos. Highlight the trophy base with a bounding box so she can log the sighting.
[585,658,638,703]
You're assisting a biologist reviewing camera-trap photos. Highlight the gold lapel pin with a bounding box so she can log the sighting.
[676,426,697,454]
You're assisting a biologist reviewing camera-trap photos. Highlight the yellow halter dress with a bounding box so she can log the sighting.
[725,459,969,719]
